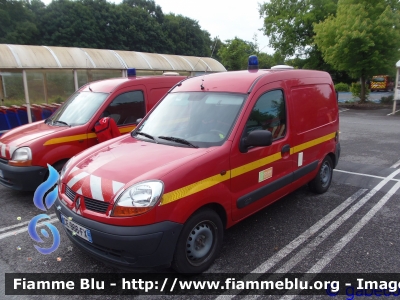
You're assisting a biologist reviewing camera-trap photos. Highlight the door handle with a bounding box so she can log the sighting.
[281,144,290,154]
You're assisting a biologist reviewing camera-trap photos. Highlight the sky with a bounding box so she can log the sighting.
[152,0,273,54]
[41,0,274,54]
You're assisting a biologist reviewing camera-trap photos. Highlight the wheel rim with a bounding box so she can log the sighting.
[186,220,216,266]
[320,161,332,188]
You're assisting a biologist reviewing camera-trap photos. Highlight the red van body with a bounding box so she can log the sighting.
[55,66,340,273]
[0,74,185,191]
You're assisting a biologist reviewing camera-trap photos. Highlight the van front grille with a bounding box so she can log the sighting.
[84,197,110,213]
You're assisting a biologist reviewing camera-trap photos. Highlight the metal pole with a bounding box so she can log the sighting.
[393,68,399,114]
[73,69,78,91]
[43,72,48,104]
[22,70,32,123]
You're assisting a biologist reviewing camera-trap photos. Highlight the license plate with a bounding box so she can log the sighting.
[60,214,92,243]
[0,169,3,178]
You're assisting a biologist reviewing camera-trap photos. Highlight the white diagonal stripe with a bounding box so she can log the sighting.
[67,171,89,188]
[1,144,6,157]
[90,175,104,201]
[112,181,124,194]
[0,217,58,240]
[9,145,16,157]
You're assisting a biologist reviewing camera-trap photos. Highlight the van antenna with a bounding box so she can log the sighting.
[192,35,218,72]
[196,36,219,90]
[210,36,219,58]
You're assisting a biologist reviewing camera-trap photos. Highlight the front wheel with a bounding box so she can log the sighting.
[172,208,223,273]
[308,156,333,194]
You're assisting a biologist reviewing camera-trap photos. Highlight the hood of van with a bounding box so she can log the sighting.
[65,137,211,202]
[0,122,71,159]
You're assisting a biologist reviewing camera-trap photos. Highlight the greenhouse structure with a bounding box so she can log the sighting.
[0,44,226,123]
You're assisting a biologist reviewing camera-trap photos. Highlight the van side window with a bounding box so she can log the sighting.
[105,91,145,125]
[245,90,286,139]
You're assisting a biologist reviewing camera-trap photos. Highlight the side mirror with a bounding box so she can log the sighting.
[135,118,143,125]
[240,130,272,153]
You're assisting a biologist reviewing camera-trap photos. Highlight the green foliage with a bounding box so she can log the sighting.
[217,38,256,71]
[334,82,350,92]
[0,0,40,44]
[350,82,370,99]
[0,0,213,57]
[162,13,212,57]
[259,0,338,57]
[380,94,394,104]
[314,0,400,102]
[49,95,64,104]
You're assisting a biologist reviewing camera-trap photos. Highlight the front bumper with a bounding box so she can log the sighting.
[0,160,47,191]
[54,197,183,270]
[334,142,341,168]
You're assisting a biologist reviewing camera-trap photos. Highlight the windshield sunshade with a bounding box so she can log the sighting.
[134,92,246,148]
[48,92,108,126]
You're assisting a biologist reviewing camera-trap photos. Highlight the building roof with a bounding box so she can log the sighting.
[0,44,226,72]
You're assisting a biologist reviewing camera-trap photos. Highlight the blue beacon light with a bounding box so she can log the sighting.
[127,68,136,77]
[248,55,259,70]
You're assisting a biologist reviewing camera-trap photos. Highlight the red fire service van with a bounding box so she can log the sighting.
[0,70,185,191]
[55,56,340,273]
[370,75,394,92]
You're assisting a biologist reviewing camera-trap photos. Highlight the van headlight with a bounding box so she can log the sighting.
[59,158,73,184]
[9,147,32,166]
[111,180,164,217]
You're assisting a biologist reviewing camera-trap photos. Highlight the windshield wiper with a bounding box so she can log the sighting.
[53,120,70,126]
[135,131,157,142]
[158,136,198,148]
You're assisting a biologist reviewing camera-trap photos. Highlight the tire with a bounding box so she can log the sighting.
[172,208,223,273]
[308,156,333,194]
[43,160,68,181]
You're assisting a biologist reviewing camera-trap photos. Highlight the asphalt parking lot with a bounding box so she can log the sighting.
[1,107,400,299]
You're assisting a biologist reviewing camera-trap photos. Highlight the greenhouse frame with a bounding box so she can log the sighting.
[0,44,226,123]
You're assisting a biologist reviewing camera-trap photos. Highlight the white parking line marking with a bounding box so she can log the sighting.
[340,108,349,113]
[334,169,400,181]
[214,188,367,300]
[387,109,400,116]
[0,217,59,240]
[270,169,400,275]
[217,168,400,300]
[0,213,56,233]
[281,180,400,300]
[391,159,400,169]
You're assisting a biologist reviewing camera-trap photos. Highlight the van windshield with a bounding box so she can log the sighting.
[133,92,246,148]
[372,77,385,82]
[47,92,108,126]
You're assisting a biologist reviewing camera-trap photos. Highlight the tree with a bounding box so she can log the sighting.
[162,13,212,56]
[122,0,164,23]
[0,0,40,44]
[314,0,400,102]
[217,38,256,70]
[259,0,337,57]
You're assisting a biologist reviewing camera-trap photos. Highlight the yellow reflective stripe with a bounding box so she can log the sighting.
[291,132,336,154]
[44,126,136,145]
[231,152,281,178]
[43,134,90,146]
[161,172,231,205]
[119,126,136,134]
[161,131,336,206]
